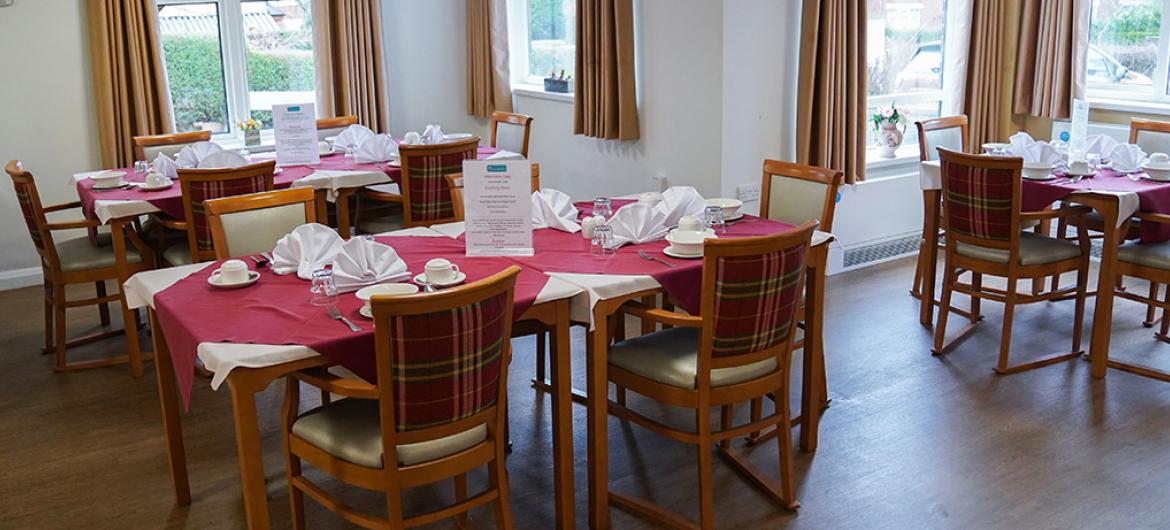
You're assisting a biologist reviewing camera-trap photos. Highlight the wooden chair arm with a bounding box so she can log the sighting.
[620,301,703,328]
[1134,212,1170,225]
[43,201,83,213]
[362,189,403,203]
[1019,205,1091,222]
[152,215,187,231]
[290,368,379,400]
[45,219,101,231]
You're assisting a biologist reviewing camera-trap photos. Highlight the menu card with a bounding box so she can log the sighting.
[1068,98,1090,160]
[463,160,534,256]
[272,103,320,166]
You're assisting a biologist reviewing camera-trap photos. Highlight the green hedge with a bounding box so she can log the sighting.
[161,34,315,131]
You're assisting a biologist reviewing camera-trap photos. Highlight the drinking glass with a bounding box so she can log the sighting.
[593,197,613,219]
[345,144,358,161]
[591,225,615,256]
[704,205,726,234]
[133,160,149,181]
[310,268,338,306]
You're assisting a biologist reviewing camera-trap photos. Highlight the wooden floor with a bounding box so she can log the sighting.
[4,256,1170,529]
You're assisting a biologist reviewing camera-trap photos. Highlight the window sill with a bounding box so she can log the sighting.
[864,143,921,181]
[512,84,574,104]
[1088,96,1170,116]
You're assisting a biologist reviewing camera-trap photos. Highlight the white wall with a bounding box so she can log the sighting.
[0,1,101,288]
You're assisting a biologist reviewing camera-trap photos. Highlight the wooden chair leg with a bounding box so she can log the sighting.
[719,405,732,449]
[1073,266,1088,354]
[775,387,798,510]
[969,272,982,322]
[282,379,306,530]
[616,386,626,406]
[535,331,547,383]
[910,242,925,298]
[489,443,514,529]
[454,473,470,529]
[1161,287,1170,339]
[1144,283,1161,328]
[53,287,67,371]
[995,277,1020,375]
[932,266,956,354]
[42,284,53,354]
[696,411,714,530]
[748,397,762,439]
[95,281,111,327]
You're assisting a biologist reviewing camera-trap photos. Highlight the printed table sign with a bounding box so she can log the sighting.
[272,103,321,167]
[463,160,533,256]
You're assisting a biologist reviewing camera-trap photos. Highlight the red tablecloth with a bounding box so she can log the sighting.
[153,235,547,408]
[1022,168,1170,243]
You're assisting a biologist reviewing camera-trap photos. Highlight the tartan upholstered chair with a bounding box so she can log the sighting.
[490,111,534,157]
[132,130,212,161]
[204,187,317,260]
[5,160,152,375]
[602,222,817,528]
[316,115,357,141]
[280,267,520,529]
[157,161,276,265]
[356,136,481,232]
[912,116,968,307]
[933,148,1092,374]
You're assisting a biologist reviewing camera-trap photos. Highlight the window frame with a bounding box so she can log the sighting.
[506,0,577,101]
[156,0,318,137]
[1085,0,1170,109]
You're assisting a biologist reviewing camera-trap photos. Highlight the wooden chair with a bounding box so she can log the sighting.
[446,163,542,222]
[490,111,534,157]
[759,159,843,232]
[205,187,317,260]
[6,160,153,374]
[157,161,276,265]
[1131,118,1170,154]
[604,222,818,528]
[132,130,212,161]
[932,148,1092,374]
[356,136,480,230]
[316,115,357,141]
[912,116,968,303]
[281,267,520,529]
[1111,212,1170,382]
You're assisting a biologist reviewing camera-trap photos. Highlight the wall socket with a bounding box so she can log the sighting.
[736,182,761,202]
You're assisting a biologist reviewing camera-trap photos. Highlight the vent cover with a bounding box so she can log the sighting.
[842,235,922,269]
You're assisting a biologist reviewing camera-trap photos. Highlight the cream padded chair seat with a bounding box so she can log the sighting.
[162,244,193,266]
[1119,241,1170,270]
[55,236,143,272]
[608,327,777,389]
[291,398,487,468]
[955,232,1081,266]
[358,216,404,236]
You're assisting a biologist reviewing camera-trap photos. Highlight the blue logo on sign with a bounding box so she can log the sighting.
[1060,131,1070,142]
[487,164,507,172]
[288,106,301,111]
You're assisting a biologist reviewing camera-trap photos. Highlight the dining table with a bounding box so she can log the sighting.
[920,160,1170,379]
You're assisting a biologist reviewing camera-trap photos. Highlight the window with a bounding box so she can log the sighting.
[1086,0,1169,103]
[866,0,949,151]
[157,0,318,135]
[508,0,576,89]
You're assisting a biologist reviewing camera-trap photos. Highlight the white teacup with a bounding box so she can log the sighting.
[678,215,704,232]
[1068,159,1093,175]
[425,258,460,284]
[355,283,420,313]
[1150,152,1170,166]
[403,131,422,145]
[145,171,171,187]
[665,230,709,256]
[637,192,662,207]
[216,259,250,284]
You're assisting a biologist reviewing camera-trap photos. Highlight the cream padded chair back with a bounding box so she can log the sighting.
[218,203,308,257]
[921,126,964,161]
[495,122,527,155]
[1134,129,1170,156]
[318,127,349,141]
[766,175,830,227]
[143,142,200,161]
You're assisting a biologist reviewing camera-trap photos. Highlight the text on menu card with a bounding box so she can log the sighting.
[272,103,321,167]
[463,160,534,256]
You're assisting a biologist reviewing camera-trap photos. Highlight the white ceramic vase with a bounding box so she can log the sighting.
[877,123,905,158]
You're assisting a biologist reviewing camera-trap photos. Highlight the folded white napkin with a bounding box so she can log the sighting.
[271,223,345,280]
[196,149,251,169]
[176,141,223,168]
[486,150,525,161]
[422,124,445,144]
[654,186,708,228]
[1022,142,1063,165]
[531,189,581,233]
[331,237,412,293]
[605,202,670,248]
[354,134,399,163]
[334,124,376,150]
[1008,132,1036,157]
[1110,143,1147,172]
[153,153,179,179]
[1085,134,1120,157]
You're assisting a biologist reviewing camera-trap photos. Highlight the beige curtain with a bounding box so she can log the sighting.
[963,0,1006,149]
[316,0,390,131]
[795,0,867,184]
[1013,0,1090,119]
[467,0,513,117]
[87,0,173,168]
[574,0,640,140]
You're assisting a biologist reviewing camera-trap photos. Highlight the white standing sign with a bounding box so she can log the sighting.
[1068,98,1090,160]
[272,103,320,166]
[463,160,533,256]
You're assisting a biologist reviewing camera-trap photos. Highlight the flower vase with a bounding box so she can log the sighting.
[877,123,904,158]
[244,129,261,147]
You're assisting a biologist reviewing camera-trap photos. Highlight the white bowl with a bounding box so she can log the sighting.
[705,198,743,219]
[90,170,126,186]
[982,143,1010,155]
[1021,163,1055,180]
[665,230,715,256]
[355,283,420,311]
[1143,163,1170,181]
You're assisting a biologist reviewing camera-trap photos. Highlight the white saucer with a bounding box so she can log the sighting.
[359,306,374,319]
[724,212,744,221]
[1022,174,1057,181]
[385,159,401,168]
[663,246,702,259]
[1064,170,1096,178]
[274,168,283,175]
[1145,174,1170,182]
[413,272,466,288]
[207,270,260,289]
[137,182,174,191]
[92,181,129,190]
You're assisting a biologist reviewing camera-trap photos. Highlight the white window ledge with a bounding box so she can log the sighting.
[1088,96,1170,116]
[865,143,921,180]
[512,83,574,104]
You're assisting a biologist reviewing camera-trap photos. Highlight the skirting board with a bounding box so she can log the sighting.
[0,267,42,291]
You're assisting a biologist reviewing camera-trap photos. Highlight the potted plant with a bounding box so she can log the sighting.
[871,103,908,158]
[544,68,573,94]
[237,117,261,147]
